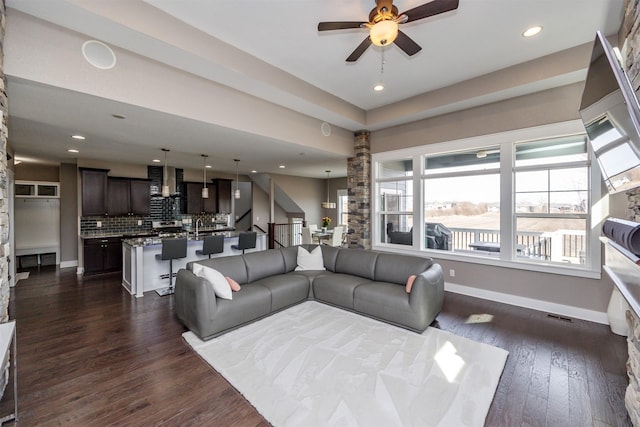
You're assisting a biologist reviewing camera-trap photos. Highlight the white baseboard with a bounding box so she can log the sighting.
[445,281,609,325]
[60,260,78,269]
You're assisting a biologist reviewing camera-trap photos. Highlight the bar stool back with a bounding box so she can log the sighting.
[155,237,187,296]
[196,235,225,258]
[231,232,257,254]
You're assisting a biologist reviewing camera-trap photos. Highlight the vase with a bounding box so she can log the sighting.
[322,227,327,233]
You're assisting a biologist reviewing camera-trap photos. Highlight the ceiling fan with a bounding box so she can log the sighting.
[318,0,459,62]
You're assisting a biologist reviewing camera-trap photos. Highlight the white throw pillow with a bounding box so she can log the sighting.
[295,246,325,271]
[193,264,232,300]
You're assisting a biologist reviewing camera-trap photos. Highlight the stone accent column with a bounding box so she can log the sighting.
[0,0,8,323]
[625,0,640,220]
[347,130,371,249]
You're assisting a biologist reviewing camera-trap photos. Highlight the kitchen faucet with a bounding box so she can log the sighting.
[195,218,204,238]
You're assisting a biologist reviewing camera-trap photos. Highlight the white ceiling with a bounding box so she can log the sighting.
[4,0,625,178]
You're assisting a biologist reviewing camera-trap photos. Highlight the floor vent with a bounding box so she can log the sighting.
[547,313,573,322]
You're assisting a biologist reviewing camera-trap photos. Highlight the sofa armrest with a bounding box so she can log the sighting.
[175,268,218,339]
[408,263,444,318]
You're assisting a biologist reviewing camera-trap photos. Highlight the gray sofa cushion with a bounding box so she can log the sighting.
[280,245,300,272]
[335,249,378,279]
[320,245,340,271]
[244,250,286,282]
[203,283,272,337]
[254,274,310,311]
[312,273,371,309]
[374,253,433,285]
[191,255,248,284]
[354,281,427,331]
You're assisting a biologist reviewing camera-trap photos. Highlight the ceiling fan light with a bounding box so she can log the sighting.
[370,20,398,46]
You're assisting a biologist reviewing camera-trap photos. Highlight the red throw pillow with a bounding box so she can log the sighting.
[226,276,241,292]
[405,275,417,294]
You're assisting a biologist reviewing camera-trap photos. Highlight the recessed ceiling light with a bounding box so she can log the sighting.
[68,149,79,153]
[205,165,212,169]
[279,165,285,169]
[71,135,85,140]
[373,83,384,92]
[112,114,126,119]
[152,159,161,163]
[523,26,542,37]
[251,170,257,173]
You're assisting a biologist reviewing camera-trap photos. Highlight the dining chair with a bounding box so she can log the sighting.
[301,227,313,245]
[328,226,343,247]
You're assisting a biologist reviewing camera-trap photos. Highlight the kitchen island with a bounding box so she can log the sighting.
[122,232,266,297]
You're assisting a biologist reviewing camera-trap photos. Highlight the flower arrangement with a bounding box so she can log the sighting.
[321,216,332,228]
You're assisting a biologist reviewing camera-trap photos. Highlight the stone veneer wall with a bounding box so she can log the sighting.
[347,131,371,249]
[0,0,8,324]
[625,0,640,220]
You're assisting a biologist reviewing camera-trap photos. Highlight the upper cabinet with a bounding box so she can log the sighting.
[81,168,151,217]
[184,182,217,214]
[81,168,109,216]
[107,177,151,216]
[129,179,151,215]
[215,179,232,213]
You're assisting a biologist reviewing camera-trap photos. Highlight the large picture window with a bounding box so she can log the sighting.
[372,125,600,276]
[514,136,589,265]
[423,147,500,252]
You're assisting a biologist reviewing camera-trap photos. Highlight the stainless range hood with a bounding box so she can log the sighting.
[152,166,179,197]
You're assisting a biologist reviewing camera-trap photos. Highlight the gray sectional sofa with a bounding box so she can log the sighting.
[175,244,444,341]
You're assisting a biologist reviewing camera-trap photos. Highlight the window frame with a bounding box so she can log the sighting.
[371,121,603,279]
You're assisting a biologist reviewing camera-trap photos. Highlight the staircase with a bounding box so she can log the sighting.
[249,173,305,218]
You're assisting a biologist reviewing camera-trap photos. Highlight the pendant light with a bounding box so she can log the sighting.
[234,159,241,199]
[161,148,170,198]
[321,170,336,209]
[201,154,209,198]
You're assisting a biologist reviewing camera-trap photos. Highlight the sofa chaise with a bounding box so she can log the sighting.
[174,244,444,341]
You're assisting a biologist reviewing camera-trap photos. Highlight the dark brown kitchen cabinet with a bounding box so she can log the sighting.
[214,179,232,213]
[130,179,151,215]
[107,177,151,216]
[107,177,130,216]
[83,237,122,275]
[184,182,217,214]
[81,168,109,216]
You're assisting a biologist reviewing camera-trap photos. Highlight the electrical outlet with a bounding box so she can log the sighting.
[137,220,142,226]
[449,269,455,277]
[96,221,102,228]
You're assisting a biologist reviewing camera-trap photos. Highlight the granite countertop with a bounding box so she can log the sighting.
[80,227,235,240]
[122,231,263,247]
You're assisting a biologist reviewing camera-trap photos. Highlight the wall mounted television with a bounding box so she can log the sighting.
[580,31,640,193]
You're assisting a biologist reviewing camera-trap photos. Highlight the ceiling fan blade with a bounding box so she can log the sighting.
[394,31,422,56]
[400,0,459,23]
[346,37,372,62]
[318,21,366,31]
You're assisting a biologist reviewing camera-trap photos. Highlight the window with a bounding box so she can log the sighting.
[372,124,599,276]
[377,159,413,245]
[337,189,348,228]
[514,136,589,265]
[424,147,500,251]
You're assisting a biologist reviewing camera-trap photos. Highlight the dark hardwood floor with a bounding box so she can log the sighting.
[0,266,631,426]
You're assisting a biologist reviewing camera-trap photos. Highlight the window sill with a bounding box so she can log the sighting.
[372,243,601,279]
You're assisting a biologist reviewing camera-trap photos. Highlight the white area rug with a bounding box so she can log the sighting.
[183,301,508,427]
